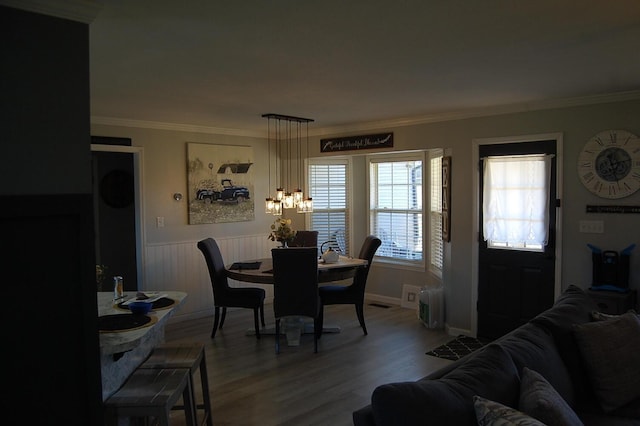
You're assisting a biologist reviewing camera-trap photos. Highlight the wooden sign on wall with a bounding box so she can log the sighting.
[320,132,393,153]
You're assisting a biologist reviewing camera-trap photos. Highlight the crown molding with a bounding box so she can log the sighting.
[0,0,102,23]
[312,90,640,136]
[90,116,265,139]
[92,90,640,138]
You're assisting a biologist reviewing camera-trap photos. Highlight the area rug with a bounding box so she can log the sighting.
[426,335,489,361]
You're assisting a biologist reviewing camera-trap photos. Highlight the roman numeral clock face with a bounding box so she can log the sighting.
[578,130,640,199]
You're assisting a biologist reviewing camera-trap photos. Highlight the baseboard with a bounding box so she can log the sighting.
[365,293,401,307]
[445,324,472,338]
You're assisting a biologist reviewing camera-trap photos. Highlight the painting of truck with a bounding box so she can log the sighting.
[187,143,255,224]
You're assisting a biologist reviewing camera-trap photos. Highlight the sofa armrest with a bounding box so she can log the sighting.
[353,405,375,426]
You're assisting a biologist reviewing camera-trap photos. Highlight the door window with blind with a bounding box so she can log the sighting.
[307,159,350,255]
[368,152,425,268]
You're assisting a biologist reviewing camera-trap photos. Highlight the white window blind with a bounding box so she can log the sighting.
[369,155,423,264]
[308,160,350,254]
[430,153,443,270]
[482,154,551,250]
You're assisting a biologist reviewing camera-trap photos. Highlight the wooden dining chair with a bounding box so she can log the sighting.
[319,235,381,335]
[289,230,319,249]
[197,238,266,338]
[271,247,322,353]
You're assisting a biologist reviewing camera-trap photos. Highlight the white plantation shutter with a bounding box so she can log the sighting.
[308,160,350,254]
[369,154,424,264]
[430,153,443,270]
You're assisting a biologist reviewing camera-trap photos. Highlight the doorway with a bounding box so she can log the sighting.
[472,134,563,340]
[91,143,144,292]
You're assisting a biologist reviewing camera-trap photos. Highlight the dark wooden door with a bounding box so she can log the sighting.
[477,140,557,339]
[92,151,138,291]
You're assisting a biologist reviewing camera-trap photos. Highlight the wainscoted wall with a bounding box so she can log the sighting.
[144,234,277,321]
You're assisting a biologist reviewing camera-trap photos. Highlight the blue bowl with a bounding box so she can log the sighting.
[128,301,152,315]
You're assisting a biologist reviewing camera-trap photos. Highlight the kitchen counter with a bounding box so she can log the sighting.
[97,291,187,400]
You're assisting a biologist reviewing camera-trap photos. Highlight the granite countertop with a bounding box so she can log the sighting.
[97,291,187,356]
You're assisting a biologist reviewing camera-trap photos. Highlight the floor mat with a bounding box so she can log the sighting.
[426,335,489,361]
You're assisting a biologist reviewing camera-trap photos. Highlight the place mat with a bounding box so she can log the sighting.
[98,314,157,333]
[115,297,175,311]
[229,261,262,270]
[426,335,490,361]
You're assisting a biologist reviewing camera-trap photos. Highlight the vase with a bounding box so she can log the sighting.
[279,240,289,248]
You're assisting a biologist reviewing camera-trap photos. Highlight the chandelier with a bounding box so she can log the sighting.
[262,113,314,215]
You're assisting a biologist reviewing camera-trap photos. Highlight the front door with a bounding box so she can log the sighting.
[477,140,557,339]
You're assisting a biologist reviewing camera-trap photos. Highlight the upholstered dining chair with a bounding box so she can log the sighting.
[289,230,319,249]
[319,235,382,335]
[271,247,323,353]
[197,238,266,339]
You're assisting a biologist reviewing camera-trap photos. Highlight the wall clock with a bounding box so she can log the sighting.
[577,129,640,199]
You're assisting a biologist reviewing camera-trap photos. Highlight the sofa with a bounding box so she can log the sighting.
[353,285,640,425]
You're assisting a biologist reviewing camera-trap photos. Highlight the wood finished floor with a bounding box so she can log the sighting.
[163,302,453,426]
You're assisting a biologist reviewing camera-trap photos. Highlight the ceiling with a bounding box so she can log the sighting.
[87,1,640,134]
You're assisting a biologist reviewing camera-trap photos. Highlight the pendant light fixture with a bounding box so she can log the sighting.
[262,113,314,215]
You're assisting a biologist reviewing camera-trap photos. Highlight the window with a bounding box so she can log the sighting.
[430,151,443,271]
[308,159,350,254]
[482,154,552,251]
[369,153,424,266]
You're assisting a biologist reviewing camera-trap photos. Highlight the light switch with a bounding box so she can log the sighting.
[156,216,165,228]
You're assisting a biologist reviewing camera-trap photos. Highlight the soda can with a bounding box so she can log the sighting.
[113,276,124,299]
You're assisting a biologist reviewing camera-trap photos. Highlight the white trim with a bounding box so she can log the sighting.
[93,91,640,138]
[91,144,147,289]
[365,293,400,307]
[91,116,264,138]
[470,133,563,337]
[313,91,640,136]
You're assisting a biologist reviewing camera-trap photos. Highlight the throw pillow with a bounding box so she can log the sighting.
[474,396,545,426]
[590,309,637,321]
[529,285,597,402]
[519,367,583,426]
[573,311,640,412]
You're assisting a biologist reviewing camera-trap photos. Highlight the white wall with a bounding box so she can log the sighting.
[92,98,640,331]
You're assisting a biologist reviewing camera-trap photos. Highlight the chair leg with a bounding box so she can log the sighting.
[253,307,261,339]
[182,374,197,426]
[355,303,368,335]
[198,350,214,426]
[314,315,322,353]
[219,307,227,328]
[275,319,281,354]
[259,303,266,326]
[317,304,324,340]
[211,306,221,338]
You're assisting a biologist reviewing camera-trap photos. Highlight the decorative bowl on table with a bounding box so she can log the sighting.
[128,301,152,315]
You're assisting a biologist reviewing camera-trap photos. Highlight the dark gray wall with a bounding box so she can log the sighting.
[1,6,102,424]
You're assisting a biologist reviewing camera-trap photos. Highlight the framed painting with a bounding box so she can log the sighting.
[187,143,255,224]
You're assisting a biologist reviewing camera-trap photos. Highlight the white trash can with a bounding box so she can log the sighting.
[418,286,444,329]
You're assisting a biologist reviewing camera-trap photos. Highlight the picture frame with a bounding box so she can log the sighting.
[187,143,255,224]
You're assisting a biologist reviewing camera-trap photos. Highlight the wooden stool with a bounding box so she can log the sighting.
[104,368,196,426]
[139,343,213,426]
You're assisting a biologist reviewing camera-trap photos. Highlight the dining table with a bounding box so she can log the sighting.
[97,290,187,400]
[226,255,367,284]
[225,255,368,345]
